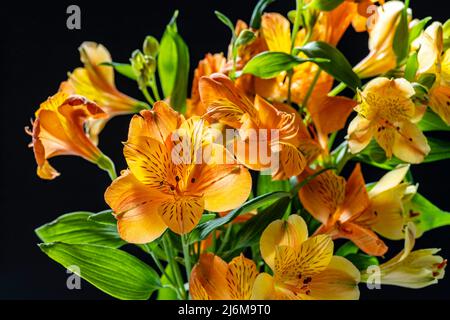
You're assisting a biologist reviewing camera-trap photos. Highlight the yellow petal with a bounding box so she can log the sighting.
[348,115,375,154]
[261,13,291,54]
[308,256,360,300]
[295,235,334,277]
[79,42,114,87]
[226,254,258,300]
[429,85,450,125]
[250,273,277,300]
[392,121,430,163]
[260,215,309,270]
[273,142,307,180]
[104,170,168,244]
[369,164,410,197]
[371,184,408,240]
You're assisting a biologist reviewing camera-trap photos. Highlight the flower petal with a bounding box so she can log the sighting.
[260,215,309,270]
[348,115,375,154]
[226,254,258,300]
[339,164,370,224]
[310,96,357,135]
[392,121,430,164]
[339,222,388,256]
[158,196,204,235]
[104,170,168,244]
[299,170,346,225]
[369,164,410,197]
[189,253,230,300]
[308,256,360,300]
[261,13,291,53]
[250,273,277,300]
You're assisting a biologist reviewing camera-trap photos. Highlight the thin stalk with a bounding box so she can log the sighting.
[290,0,304,53]
[141,86,155,105]
[287,70,294,105]
[162,234,186,300]
[148,250,176,288]
[150,79,161,101]
[302,69,321,110]
[181,234,192,283]
[328,82,347,97]
[217,223,233,255]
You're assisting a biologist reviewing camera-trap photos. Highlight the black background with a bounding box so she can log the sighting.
[0,0,449,300]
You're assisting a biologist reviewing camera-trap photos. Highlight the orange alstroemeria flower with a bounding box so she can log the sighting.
[187,53,227,117]
[252,215,360,300]
[67,42,146,143]
[104,101,252,243]
[345,0,385,32]
[299,164,388,256]
[348,77,430,164]
[190,253,258,300]
[199,73,321,179]
[254,2,356,106]
[26,91,108,180]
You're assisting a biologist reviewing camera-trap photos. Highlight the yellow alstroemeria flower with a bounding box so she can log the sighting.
[67,42,146,143]
[26,91,108,180]
[353,1,405,79]
[104,101,252,243]
[190,253,258,300]
[369,164,418,240]
[414,22,450,124]
[362,223,447,289]
[252,215,360,300]
[348,77,430,164]
[299,164,388,256]
[199,73,322,179]
[187,53,227,117]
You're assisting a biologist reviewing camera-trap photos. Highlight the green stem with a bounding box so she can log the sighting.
[328,82,347,97]
[287,70,294,105]
[290,0,304,53]
[141,86,155,105]
[96,153,117,180]
[302,69,321,110]
[181,234,192,284]
[162,234,186,300]
[150,78,161,101]
[216,223,233,255]
[148,250,176,289]
[336,147,354,175]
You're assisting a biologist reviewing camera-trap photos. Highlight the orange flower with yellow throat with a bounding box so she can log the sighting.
[26,90,111,180]
[299,164,388,256]
[67,42,147,143]
[105,101,252,243]
[199,73,321,180]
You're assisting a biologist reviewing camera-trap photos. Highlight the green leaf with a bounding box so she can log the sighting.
[409,17,432,45]
[417,73,436,89]
[404,52,418,82]
[250,0,275,29]
[214,11,235,35]
[242,51,328,79]
[87,209,116,226]
[308,0,344,11]
[418,110,450,132]
[39,243,161,300]
[35,212,124,248]
[157,265,177,300]
[335,241,359,257]
[232,197,291,250]
[99,62,136,80]
[298,41,361,91]
[257,173,291,213]
[407,193,450,237]
[345,253,379,271]
[235,29,256,48]
[194,191,291,241]
[393,4,410,65]
[158,11,190,112]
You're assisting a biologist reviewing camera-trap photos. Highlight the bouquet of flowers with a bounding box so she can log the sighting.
[28,0,449,300]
